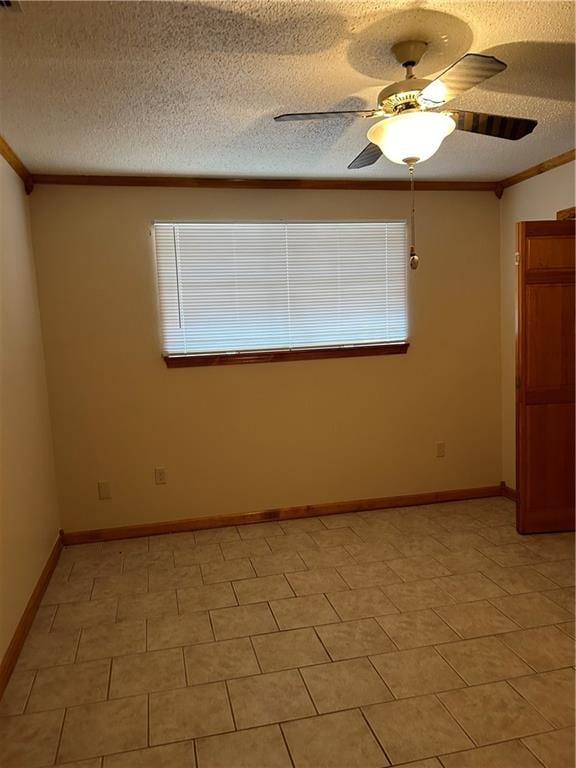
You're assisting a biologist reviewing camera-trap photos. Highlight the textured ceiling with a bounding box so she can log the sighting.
[0,0,574,179]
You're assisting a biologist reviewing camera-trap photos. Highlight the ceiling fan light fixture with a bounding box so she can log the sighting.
[367,111,456,165]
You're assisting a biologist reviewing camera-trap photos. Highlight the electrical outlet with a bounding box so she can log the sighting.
[436,441,446,458]
[97,480,112,500]
[155,467,167,485]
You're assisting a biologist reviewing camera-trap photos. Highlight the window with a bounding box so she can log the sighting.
[154,221,408,365]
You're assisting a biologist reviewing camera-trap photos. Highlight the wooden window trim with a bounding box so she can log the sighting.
[163,341,409,367]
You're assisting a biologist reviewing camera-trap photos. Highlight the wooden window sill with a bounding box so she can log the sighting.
[163,342,409,367]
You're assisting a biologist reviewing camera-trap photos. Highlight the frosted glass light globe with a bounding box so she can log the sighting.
[367,111,456,165]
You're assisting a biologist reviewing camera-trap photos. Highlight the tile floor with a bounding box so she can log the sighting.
[1,497,574,767]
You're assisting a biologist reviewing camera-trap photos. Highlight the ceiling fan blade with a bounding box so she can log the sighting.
[274,109,380,122]
[348,142,383,169]
[450,110,537,140]
[419,53,507,107]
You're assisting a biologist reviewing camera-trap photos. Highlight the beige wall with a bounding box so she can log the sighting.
[31,185,501,533]
[0,160,60,658]
[499,161,575,489]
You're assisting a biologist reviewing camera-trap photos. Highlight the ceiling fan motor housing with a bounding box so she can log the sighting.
[377,78,431,113]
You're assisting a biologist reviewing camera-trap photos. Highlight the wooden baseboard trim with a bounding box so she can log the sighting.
[62,485,502,545]
[0,533,63,698]
[499,481,517,501]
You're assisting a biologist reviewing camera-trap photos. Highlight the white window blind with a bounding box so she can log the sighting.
[154,221,408,356]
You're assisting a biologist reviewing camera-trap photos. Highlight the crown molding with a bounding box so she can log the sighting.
[30,173,498,193]
[0,135,34,194]
[1,130,573,198]
[495,148,575,197]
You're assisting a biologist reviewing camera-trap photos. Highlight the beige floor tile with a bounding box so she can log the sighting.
[490,592,573,628]
[544,587,575,614]
[522,727,575,768]
[311,529,364,548]
[338,562,401,590]
[42,578,94,606]
[53,598,118,631]
[432,550,496,575]
[148,564,202,592]
[481,543,543,567]
[103,741,195,767]
[477,525,527,546]
[319,513,363,529]
[269,594,339,630]
[510,669,575,728]
[396,760,441,768]
[123,551,174,571]
[534,560,575,587]
[345,542,403,563]
[150,682,233,744]
[91,570,149,600]
[433,574,506,603]
[384,580,455,612]
[501,626,575,671]
[78,620,146,661]
[279,517,326,533]
[480,564,557,594]
[194,526,240,544]
[184,637,259,684]
[70,557,123,581]
[29,604,57,634]
[301,657,392,713]
[438,681,550,745]
[436,636,532,685]
[59,696,148,762]
[396,537,452,558]
[174,544,224,567]
[100,538,150,557]
[117,590,177,621]
[0,669,35,715]
[57,759,103,768]
[17,628,80,670]
[201,558,256,584]
[316,618,395,660]
[197,724,292,768]
[210,602,278,640]
[232,574,294,605]
[327,587,398,621]
[0,709,64,768]
[439,740,544,768]
[387,556,451,582]
[148,532,197,552]
[110,648,186,697]
[251,551,307,577]
[299,546,354,569]
[238,522,285,540]
[147,611,213,651]
[267,533,317,552]
[281,709,388,768]
[376,609,459,649]
[523,538,574,562]
[556,620,575,638]
[435,600,519,638]
[252,628,329,672]
[286,568,349,596]
[27,658,110,713]
[432,533,490,552]
[363,694,472,764]
[227,669,315,728]
[178,582,237,613]
[370,647,465,698]
[221,539,271,560]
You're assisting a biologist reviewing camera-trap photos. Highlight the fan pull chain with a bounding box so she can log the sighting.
[408,163,419,270]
